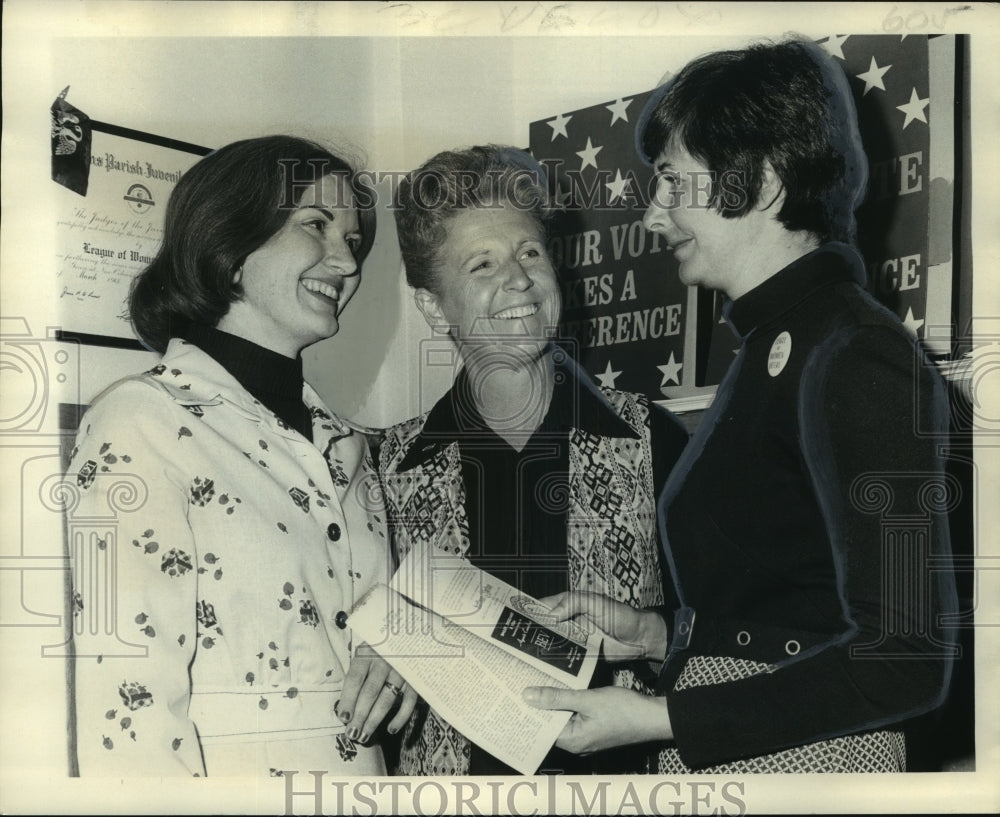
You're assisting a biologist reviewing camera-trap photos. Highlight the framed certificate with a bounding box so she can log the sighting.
[53,121,210,349]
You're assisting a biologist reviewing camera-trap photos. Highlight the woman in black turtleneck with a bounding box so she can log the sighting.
[525,40,957,774]
[67,136,413,777]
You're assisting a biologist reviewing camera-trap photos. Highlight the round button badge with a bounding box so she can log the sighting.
[768,331,792,377]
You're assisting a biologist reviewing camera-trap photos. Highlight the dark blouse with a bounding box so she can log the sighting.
[398,346,689,774]
[398,347,684,599]
[180,324,312,441]
[657,243,958,769]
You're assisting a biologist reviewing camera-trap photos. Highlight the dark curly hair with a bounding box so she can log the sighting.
[128,135,376,352]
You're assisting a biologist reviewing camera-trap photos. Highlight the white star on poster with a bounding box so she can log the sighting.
[820,34,849,60]
[857,56,891,95]
[596,360,622,388]
[902,307,925,336]
[606,98,632,126]
[548,112,571,141]
[658,353,683,387]
[897,88,930,129]
[576,137,603,171]
[605,169,630,204]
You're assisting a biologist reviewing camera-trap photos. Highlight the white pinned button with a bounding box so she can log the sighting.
[768,331,792,377]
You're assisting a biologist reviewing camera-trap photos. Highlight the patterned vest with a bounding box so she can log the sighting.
[378,389,668,774]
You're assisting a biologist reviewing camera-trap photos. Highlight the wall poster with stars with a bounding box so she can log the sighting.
[701,34,962,385]
[528,91,690,401]
[530,34,964,401]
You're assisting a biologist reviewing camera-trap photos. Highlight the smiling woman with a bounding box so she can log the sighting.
[216,172,365,357]
[413,201,562,370]
[377,145,690,775]
[523,38,957,776]
[66,135,416,777]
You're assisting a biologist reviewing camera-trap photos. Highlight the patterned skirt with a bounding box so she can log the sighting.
[654,654,907,774]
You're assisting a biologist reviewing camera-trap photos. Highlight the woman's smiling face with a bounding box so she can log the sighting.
[642,142,762,298]
[217,173,363,357]
[417,200,562,361]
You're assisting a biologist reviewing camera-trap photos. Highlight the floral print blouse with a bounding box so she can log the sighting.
[67,339,391,776]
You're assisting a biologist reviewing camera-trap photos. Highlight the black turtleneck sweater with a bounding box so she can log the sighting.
[656,243,957,769]
[179,324,312,442]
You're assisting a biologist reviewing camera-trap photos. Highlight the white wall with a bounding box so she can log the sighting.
[316,34,757,426]
[38,32,757,427]
[4,2,1000,811]
[39,35,385,413]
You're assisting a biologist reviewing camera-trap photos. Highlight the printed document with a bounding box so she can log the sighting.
[349,542,603,774]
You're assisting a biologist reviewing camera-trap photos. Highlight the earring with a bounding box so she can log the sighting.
[233,267,243,285]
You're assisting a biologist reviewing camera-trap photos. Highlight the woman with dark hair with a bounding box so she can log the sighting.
[378,145,689,775]
[129,135,378,354]
[67,135,413,776]
[525,39,957,773]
